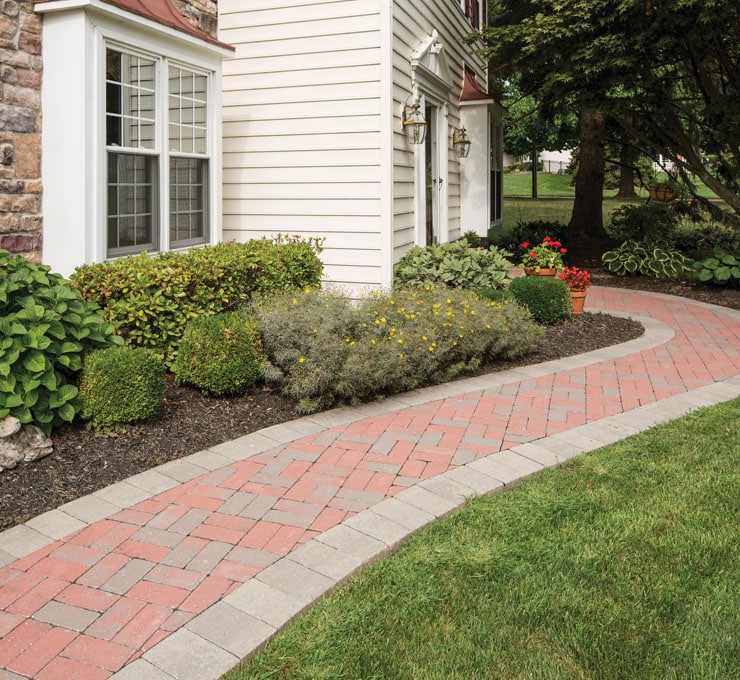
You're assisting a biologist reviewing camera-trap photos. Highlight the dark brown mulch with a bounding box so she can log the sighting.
[1,239,737,531]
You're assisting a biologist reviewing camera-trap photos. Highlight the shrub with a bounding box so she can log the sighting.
[172,312,264,396]
[253,287,542,413]
[509,276,572,324]
[79,346,165,430]
[394,241,513,290]
[0,250,123,434]
[460,230,481,248]
[71,237,323,366]
[692,249,740,287]
[674,220,740,256]
[492,220,568,253]
[474,287,515,304]
[601,240,693,279]
[606,203,679,245]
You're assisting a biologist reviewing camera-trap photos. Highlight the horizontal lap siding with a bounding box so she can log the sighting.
[220,0,384,290]
[391,0,486,266]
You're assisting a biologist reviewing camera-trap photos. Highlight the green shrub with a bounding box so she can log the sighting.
[474,287,515,304]
[692,249,740,287]
[394,241,513,290]
[0,250,123,434]
[253,287,542,413]
[674,221,740,256]
[492,220,568,253]
[460,230,481,248]
[71,237,323,366]
[509,276,572,324]
[173,312,264,396]
[80,346,165,430]
[606,203,679,245]
[601,240,693,278]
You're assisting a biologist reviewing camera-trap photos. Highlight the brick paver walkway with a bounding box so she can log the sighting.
[1,288,739,679]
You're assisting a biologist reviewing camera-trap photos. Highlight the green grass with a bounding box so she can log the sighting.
[501,197,628,232]
[224,398,740,680]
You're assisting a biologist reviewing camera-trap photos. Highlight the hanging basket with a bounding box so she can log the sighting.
[648,186,677,202]
[570,289,588,314]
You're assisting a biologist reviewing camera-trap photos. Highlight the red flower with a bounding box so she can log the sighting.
[520,241,529,249]
[530,251,538,258]
[560,248,567,254]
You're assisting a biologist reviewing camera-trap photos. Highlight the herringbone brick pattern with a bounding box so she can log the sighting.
[0,288,738,678]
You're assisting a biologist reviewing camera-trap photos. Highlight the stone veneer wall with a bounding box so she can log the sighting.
[0,0,42,262]
[0,0,217,266]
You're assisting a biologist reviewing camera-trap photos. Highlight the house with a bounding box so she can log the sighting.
[2,0,504,291]
[219,0,505,291]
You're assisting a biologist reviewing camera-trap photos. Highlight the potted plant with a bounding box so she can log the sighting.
[558,266,591,314]
[519,236,567,276]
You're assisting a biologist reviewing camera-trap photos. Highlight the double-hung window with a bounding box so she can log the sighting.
[105,48,210,257]
[462,0,485,29]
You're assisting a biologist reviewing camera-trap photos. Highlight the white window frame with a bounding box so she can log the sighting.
[37,1,230,276]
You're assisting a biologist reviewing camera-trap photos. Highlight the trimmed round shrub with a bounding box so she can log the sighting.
[509,276,572,324]
[173,313,263,396]
[80,346,165,429]
[606,203,678,245]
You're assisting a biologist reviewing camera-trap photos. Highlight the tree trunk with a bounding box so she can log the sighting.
[615,141,638,199]
[568,107,608,239]
[531,147,538,198]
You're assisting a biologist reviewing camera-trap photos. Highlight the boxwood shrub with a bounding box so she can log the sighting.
[172,312,264,396]
[80,346,165,430]
[71,237,323,366]
[509,276,572,324]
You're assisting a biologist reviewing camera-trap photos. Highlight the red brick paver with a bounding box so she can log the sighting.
[0,288,738,678]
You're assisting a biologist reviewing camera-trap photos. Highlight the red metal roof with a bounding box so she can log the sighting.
[461,66,493,102]
[34,0,231,49]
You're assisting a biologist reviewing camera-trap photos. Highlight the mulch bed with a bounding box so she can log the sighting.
[1,240,737,531]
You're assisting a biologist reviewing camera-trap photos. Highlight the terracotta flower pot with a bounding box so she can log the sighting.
[524,267,558,277]
[570,289,588,314]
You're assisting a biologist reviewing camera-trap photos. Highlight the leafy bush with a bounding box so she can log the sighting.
[173,312,264,396]
[253,287,542,413]
[460,230,482,248]
[674,221,740,256]
[80,346,165,430]
[474,287,515,304]
[509,276,572,324]
[492,220,568,253]
[601,240,693,279]
[71,237,323,366]
[692,249,740,287]
[606,203,679,245]
[0,250,122,434]
[394,241,513,290]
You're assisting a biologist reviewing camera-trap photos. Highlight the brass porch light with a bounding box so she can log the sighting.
[452,127,471,158]
[402,97,427,145]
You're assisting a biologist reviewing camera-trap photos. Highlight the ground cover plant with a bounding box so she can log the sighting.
[253,286,543,414]
[225,397,740,680]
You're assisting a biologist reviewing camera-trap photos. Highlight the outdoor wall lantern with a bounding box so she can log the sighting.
[402,96,427,145]
[452,127,471,158]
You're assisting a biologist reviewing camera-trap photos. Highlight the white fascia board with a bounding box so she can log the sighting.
[35,0,234,58]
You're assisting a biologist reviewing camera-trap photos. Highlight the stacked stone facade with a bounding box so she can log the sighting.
[0,0,42,262]
[173,0,218,39]
[0,1,217,266]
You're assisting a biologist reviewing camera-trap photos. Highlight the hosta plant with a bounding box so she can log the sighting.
[0,250,122,434]
[601,240,693,279]
[693,250,740,286]
[394,241,513,290]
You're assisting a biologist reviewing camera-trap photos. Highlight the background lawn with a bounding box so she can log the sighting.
[224,397,740,680]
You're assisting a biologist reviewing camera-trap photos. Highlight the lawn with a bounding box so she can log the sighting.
[224,397,740,680]
[500,197,628,232]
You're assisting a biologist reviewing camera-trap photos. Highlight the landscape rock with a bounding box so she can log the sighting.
[0,416,53,471]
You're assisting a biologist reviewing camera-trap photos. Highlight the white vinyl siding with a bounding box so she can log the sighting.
[220,0,384,290]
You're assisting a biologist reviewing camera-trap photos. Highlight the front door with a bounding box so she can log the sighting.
[424,105,440,245]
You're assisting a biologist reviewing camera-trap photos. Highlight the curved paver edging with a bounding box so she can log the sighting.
[1,289,739,680]
[0,311,673,568]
